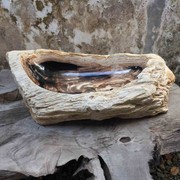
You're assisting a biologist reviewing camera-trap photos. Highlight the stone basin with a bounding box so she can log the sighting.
[6,49,175,125]
[23,54,143,94]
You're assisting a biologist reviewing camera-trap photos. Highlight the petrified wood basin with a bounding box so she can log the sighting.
[6,49,175,125]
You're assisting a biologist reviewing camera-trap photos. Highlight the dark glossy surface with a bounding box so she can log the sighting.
[27,61,143,93]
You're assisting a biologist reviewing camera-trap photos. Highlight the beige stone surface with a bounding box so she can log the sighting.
[6,49,175,124]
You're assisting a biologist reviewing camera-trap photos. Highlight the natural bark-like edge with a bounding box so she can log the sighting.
[6,50,175,124]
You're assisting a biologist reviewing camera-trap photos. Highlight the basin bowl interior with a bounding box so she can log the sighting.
[21,54,144,94]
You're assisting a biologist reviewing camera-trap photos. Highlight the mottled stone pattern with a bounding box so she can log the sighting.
[0,0,179,84]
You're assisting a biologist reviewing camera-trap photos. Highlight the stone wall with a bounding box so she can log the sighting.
[0,0,179,84]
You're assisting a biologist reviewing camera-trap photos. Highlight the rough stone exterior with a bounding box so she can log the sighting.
[0,0,180,84]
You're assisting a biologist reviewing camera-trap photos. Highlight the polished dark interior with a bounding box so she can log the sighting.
[27,61,143,93]
[41,61,80,72]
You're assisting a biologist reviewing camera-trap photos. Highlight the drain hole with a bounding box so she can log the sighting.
[119,136,131,143]
[98,155,112,180]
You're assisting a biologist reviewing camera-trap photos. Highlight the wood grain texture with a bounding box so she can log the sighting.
[0,100,154,179]
[0,70,179,179]
[6,50,175,124]
[149,84,180,155]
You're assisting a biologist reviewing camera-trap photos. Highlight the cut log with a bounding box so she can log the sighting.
[0,71,179,179]
[6,50,175,124]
